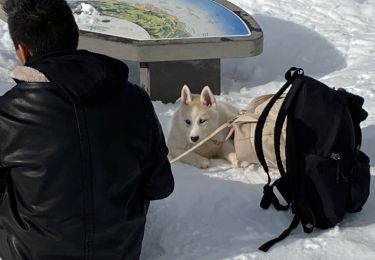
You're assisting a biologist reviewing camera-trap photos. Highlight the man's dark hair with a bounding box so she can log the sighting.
[3,0,79,57]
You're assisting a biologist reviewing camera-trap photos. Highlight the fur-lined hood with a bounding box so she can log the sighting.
[10,66,50,83]
[14,50,129,104]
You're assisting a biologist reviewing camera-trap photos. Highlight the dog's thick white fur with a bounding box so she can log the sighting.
[167,85,249,169]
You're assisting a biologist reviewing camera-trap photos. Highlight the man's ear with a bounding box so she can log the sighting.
[16,43,32,65]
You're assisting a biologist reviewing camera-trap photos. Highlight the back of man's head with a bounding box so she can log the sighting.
[3,0,79,57]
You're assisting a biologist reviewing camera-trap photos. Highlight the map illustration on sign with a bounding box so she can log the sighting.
[67,0,251,40]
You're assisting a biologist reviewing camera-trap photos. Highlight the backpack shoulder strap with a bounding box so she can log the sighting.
[260,70,322,252]
[273,73,304,177]
[255,67,304,185]
[259,214,300,252]
[255,68,304,213]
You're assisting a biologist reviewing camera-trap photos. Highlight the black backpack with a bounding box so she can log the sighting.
[254,67,371,252]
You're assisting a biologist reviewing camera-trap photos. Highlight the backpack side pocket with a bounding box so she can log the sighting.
[347,150,370,213]
[304,153,348,228]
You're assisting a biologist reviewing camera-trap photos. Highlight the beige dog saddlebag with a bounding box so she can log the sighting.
[232,94,286,168]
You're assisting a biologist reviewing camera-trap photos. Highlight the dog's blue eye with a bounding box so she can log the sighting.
[185,119,191,125]
[199,119,207,124]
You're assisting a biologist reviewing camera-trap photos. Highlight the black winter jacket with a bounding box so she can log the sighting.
[0,50,174,260]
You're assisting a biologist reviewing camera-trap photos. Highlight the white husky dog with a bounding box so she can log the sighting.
[167,85,249,169]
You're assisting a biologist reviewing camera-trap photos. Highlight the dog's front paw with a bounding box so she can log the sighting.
[197,158,210,169]
[232,159,250,168]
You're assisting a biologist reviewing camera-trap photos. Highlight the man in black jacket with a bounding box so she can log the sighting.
[0,0,174,259]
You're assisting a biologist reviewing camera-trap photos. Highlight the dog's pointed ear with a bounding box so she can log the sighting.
[181,84,192,105]
[200,86,216,107]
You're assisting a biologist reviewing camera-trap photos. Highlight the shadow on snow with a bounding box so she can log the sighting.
[222,14,347,92]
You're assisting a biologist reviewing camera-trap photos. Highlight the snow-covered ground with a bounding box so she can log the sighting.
[0,0,374,259]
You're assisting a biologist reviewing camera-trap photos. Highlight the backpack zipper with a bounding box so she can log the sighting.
[330,152,340,160]
[330,152,347,183]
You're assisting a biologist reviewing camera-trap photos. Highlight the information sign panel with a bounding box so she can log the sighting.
[67,0,251,40]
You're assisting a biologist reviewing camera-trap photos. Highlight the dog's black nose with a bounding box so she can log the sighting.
[190,136,199,142]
